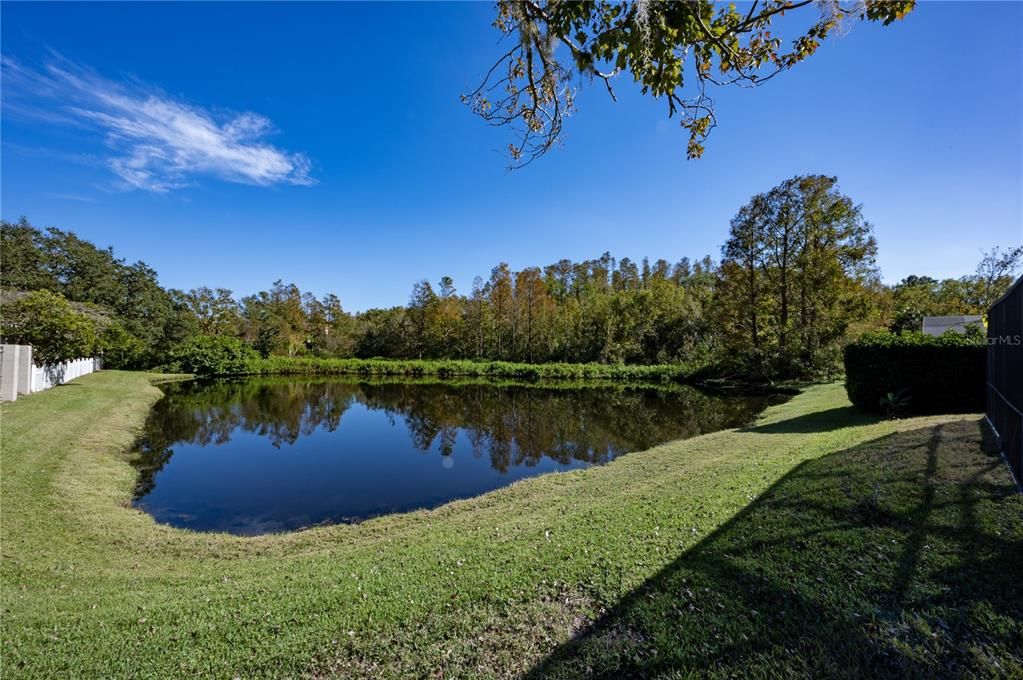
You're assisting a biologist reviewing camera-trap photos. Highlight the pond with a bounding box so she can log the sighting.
[132,377,783,535]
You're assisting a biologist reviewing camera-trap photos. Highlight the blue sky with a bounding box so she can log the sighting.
[2,2,1020,311]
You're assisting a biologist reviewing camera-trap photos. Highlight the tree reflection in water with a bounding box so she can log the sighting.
[132,377,782,531]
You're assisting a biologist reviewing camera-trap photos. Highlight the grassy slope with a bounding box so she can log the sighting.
[1,372,1019,678]
[530,419,1023,678]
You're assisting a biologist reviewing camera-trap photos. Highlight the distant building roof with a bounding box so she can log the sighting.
[921,315,983,336]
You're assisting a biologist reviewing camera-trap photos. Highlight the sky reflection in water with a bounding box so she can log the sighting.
[132,378,782,535]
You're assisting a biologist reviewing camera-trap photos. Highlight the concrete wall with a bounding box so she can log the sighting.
[0,345,20,402]
[0,344,101,401]
[16,345,33,396]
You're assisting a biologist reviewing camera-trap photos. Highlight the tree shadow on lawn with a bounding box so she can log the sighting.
[527,418,1023,679]
[743,405,878,434]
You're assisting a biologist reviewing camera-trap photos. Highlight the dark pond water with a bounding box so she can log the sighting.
[132,377,782,535]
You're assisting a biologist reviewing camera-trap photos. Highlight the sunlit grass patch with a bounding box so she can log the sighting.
[2,372,1017,678]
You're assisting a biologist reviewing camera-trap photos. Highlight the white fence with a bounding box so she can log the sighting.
[32,356,102,392]
[0,344,101,401]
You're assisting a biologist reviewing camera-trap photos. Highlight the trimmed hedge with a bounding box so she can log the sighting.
[844,331,986,414]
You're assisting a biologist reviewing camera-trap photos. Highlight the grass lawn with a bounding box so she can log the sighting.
[1,371,1019,678]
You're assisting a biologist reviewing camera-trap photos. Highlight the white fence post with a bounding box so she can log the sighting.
[0,345,101,400]
[16,346,33,396]
[0,345,20,401]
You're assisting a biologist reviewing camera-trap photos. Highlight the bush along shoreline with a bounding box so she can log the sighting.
[162,335,700,383]
[163,336,823,394]
[252,356,695,382]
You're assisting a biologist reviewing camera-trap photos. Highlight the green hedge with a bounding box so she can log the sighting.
[250,356,687,382]
[161,349,692,382]
[843,331,986,414]
[170,335,259,376]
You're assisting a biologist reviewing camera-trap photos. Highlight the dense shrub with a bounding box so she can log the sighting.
[844,330,985,414]
[171,335,258,375]
[250,356,688,382]
[97,320,147,369]
[0,290,98,365]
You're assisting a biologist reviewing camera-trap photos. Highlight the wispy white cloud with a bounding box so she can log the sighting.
[43,192,100,203]
[1,56,314,192]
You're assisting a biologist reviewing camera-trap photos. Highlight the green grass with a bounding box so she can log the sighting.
[1,371,1019,677]
[530,420,1023,678]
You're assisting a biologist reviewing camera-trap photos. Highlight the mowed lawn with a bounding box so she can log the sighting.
[1,371,1020,678]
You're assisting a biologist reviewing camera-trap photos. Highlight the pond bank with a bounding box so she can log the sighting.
[131,376,780,534]
[2,371,1019,677]
[226,357,801,396]
[246,356,693,382]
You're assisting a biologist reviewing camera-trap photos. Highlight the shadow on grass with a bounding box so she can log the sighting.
[744,405,879,434]
[526,418,1023,679]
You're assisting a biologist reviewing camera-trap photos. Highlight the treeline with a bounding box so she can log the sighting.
[2,174,1019,379]
[0,223,194,367]
[227,254,719,366]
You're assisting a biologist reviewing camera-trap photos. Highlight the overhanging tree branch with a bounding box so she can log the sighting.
[465,0,915,168]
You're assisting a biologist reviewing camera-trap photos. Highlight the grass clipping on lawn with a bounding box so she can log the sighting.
[1,371,1020,678]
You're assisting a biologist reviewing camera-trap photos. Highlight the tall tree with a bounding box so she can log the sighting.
[241,281,306,357]
[514,267,554,362]
[789,176,877,372]
[314,293,356,357]
[0,218,56,291]
[718,175,877,377]
[0,219,186,366]
[487,264,515,359]
[181,287,240,336]
[433,277,463,358]
[464,276,490,359]
[889,275,941,332]
[973,246,1023,310]
[718,194,769,373]
[407,280,438,359]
